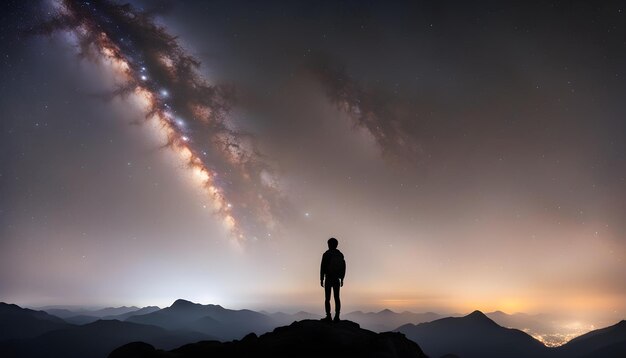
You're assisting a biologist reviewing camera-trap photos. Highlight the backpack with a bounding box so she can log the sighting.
[327,253,345,278]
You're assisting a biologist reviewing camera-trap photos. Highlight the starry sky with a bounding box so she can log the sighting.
[1,0,625,326]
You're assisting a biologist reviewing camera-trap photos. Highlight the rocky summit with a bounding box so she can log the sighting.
[109,319,427,358]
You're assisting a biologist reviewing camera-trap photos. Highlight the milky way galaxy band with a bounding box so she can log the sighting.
[34,0,288,243]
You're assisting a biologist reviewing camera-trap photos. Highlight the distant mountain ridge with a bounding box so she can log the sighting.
[103,306,161,320]
[266,310,322,325]
[31,300,599,346]
[345,309,442,332]
[41,306,142,319]
[39,305,161,325]
[126,299,276,340]
[2,300,625,358]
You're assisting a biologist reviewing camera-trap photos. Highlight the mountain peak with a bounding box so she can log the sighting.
[0,302,21,311]
[168,299,224,311]
[466,310,490,320]
[171,299,196,308]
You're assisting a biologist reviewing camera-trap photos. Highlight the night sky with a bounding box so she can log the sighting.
[1,0,625,328]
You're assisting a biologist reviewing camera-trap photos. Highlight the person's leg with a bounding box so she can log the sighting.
[324,280,332,319]
[333,281,341,321]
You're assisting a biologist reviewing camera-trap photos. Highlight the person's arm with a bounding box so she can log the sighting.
[340,256,346,286]
[320,253,327,286]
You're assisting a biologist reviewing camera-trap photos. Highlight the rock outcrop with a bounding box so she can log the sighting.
[110,319,427,358]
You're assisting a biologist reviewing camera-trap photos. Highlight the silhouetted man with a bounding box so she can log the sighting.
[320,237,346,322]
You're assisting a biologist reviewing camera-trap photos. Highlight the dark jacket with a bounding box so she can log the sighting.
[320,249,346,281]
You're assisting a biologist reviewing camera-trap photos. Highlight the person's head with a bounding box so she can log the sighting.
[327,237,338,249]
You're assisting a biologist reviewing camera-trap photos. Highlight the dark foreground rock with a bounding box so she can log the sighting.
[109,319,428,358]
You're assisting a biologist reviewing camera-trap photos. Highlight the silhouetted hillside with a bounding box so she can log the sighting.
[127,299,275,340]
[0,302,70,340]
[578,341,626,358]
[396,310,548,358]
[556,320,626,358]
[345,309,442,332]
[0,319,210,358]
[110,319,427,358]
[61,314,101,325]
